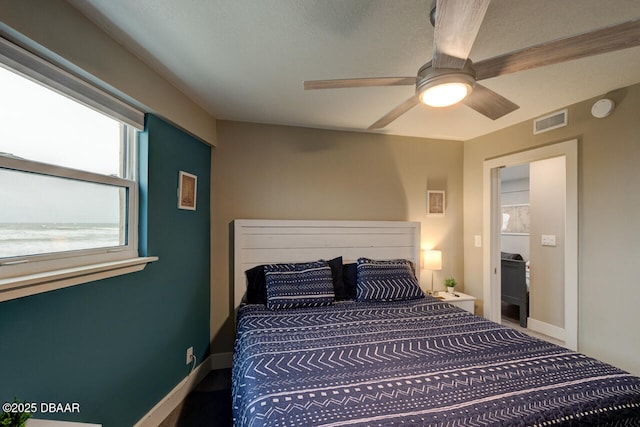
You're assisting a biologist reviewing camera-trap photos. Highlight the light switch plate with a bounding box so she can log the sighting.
[541,234,556,246]
[474,235,482,248]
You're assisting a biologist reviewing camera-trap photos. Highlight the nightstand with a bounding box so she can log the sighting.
[434,291,476,314]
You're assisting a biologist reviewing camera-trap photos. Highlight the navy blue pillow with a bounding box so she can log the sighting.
[245,264,267,304]
[356,258,424,302]
[327,256,347,300]
[342,263,358,300]
[245,256,344,305]
[264,260,335,309]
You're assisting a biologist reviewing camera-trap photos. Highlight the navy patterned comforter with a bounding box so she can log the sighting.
[232,297,640,426]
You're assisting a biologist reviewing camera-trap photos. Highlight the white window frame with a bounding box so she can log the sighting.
[0,152,138,269]
[0,36,156,302]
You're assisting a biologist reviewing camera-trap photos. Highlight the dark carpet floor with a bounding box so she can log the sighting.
[174,388,232,427]
[160,368,233,427]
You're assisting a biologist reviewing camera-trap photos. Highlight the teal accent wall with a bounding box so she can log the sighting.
[0,114,211,426]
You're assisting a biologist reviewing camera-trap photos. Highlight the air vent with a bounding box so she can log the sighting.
[533,109,568,135]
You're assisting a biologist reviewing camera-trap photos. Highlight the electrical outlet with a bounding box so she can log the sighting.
[186,346,194,365]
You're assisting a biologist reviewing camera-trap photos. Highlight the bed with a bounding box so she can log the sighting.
[232,220,640,426]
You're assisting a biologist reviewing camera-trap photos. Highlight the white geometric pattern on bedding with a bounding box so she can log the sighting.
[264,260,335,309]
[232,297,640,426]
[356,257,423,302]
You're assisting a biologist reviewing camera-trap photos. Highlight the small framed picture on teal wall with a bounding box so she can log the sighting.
[178,171,197,210]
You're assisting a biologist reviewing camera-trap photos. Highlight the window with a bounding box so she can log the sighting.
[0,36,153,300]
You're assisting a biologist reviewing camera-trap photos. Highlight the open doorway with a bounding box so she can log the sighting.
[499,164,531,329]
[482,139,578,350]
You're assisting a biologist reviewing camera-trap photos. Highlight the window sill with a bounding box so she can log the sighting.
[0,256,158,303]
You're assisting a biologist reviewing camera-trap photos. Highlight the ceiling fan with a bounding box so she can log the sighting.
[304,0,640,129]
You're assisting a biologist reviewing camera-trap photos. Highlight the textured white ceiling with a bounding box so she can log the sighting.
[68,0,640,141]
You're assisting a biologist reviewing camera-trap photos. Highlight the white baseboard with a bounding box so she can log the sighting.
[527,317,565,341]
[134,355,213,427]
[133,352,233,427]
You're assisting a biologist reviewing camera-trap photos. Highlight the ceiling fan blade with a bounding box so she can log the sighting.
[463,83,519,120]
[368,96,420,129]
[304,77,416,90]
[474,18,640,80]
[432,0,491,69]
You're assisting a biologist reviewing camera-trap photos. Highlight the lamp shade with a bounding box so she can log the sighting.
[424,250,442,271]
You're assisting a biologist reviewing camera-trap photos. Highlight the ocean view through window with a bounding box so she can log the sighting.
[0,223,120,259]
[0,169,124,258]
[0,54,139,276]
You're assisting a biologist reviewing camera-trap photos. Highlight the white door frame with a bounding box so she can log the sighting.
[482,139,578,350]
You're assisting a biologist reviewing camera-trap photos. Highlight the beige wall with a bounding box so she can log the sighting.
[0,0,217,145]
[211,121,464,352]
[464,83,640,375]
[529,156,565,328]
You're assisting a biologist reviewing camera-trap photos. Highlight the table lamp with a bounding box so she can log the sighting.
[424,250,442,295]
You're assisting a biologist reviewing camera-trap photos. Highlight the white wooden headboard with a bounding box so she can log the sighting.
[233,219,421,308]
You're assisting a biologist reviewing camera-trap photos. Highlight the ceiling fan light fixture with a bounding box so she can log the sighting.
[419,81,472,107]
[416,62,476,108]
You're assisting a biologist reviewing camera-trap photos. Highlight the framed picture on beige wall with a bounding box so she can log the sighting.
[427,190,445,215]
[178,171,197,210]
